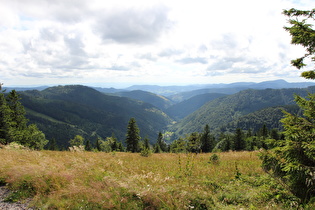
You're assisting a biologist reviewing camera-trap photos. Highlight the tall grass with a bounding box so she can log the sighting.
[0,150,300,209]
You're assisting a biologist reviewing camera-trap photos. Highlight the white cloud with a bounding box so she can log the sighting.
[0,0,313,87]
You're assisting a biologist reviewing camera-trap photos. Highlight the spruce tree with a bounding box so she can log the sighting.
[156,132,167,152]
[187,132,201,153]
[200,124,215,153]
[6,90,27,130]
[0,91,11,144]
[96,138,102,151]
[125,118,140,153]
[261,94,315,201]
[260,8,315,202]
[234,128,245,151]
[0,86,47,149]
[144,137,150,150]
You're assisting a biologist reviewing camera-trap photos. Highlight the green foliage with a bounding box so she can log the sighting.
[143,137,150,150]
[48,138,59,151]
[234,128,245,151]
[155,132,167,152]
[283,8,315,78]
[85,140,92,151]
[19,85,172,147]
[170,137,186,153]
[0,92,12,144]
[200,124,215,153]
[186,132,201,153]
[260,93,315,202]
[116,90,173,110]
[140,148,152,157]
[126,118,140,153]
[171,87,314,138]
[0,87,47,149]
[209,153,220,164]
[166,93,226,120]
[69,135,84,147]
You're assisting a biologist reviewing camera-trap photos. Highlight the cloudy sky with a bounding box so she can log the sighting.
[0,0,314,87]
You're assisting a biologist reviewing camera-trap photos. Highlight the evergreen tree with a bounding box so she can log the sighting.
[6,90,27,130]
[85,139,92,151]
[259,124,269,139]
[170,137,186,153]
[283,8,315,79]
[109,133,118,151]
[0,86,47,149]
[200,124,215,153]
[144,136,150,149]
[156,132,167,152]
[117,142,124,152]
[96,138,102,151]
[234,128,245,151]
[48,138,59,151]
[260,8,315,202]
[270,128,280,140]
[187,132,201,153]
[154,144,161,153]
[125,118,140,153]
[0,90,11,144]
[261,94,315,201]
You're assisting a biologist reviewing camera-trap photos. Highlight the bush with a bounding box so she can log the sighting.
[140,148,152,157]
[209,154,220,164]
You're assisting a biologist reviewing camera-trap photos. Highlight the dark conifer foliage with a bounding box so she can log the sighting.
[200,124,215,153]
[126,118,140,153]
[0,85,48,149]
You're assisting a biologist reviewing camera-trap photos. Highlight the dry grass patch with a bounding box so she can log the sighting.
[0,150,297,209]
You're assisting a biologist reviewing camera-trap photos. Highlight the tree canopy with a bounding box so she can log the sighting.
[283,8,315,79]
[0,85,48,149]
[260,8,315,203]
[125,118,140,153]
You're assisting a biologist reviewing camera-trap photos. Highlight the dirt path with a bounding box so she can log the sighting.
[0,186,33,210]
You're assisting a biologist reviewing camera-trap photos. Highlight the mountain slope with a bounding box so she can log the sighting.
[20,85,173,147]
[114,90,173,110]
[171,86,315,137]
[166,93,226,120]
[221,105,301,133]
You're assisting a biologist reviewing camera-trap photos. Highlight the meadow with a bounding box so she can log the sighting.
[0,149,302,209]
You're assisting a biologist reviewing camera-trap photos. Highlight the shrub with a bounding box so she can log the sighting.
[209,154,220,164]
[140,148,151,157]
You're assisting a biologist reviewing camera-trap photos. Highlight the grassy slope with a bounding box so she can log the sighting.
[0,149,303,209]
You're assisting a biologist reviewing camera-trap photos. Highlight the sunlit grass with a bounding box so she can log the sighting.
[0,149,297,209]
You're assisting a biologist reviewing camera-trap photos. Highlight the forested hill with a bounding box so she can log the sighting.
[165,93,227,120]
[113,90,173,111]
[19,85,172,148]
[170,86,315,137]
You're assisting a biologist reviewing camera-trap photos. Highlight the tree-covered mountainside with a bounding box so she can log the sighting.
[221,105,301,133]
[167,87,245,103]
[170,86,315,138]
[113,90,173,110]
[166,93,226,120]
[19,85,173,148]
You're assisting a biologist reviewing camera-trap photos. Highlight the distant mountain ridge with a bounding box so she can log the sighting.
[5,79,315,97]
[124,80,315,96]
[112,90,173,110]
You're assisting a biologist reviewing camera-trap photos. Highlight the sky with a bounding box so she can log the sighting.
[0,0,314,88]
